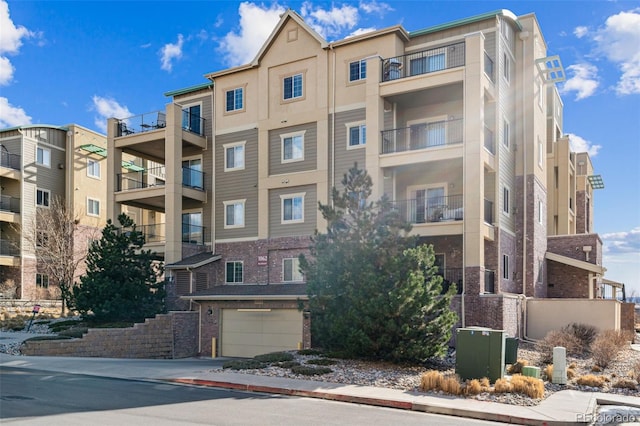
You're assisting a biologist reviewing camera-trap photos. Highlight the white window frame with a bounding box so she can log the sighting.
[87,158,101,179]
[503,52,511,83]
[283,73,303,100]
[502,186,510,216]
[503,119,510,148]
[36,188,50,207]
[538,139,544,169]
[283,257,304,282]
[36,273,49,288]
[225,261,244,284]
[502,255,509,280]
[280,193,305,224]
[224,141,246,171]
[281,131,305,163]
[36,147,51,167]
[223,199,246,229]
[87,197,100,217]
[348,59,367,82]
[225,87,244,112]
[538,200,543,224]
[346,122,366,149]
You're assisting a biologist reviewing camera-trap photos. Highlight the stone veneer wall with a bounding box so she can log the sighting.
[620,302,635,332]
[21,311,198,359]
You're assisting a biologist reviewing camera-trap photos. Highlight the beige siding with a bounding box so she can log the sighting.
[269,122,317,175]
[269,184,317,238]
[215,129,259,239]
[333,108,366,192]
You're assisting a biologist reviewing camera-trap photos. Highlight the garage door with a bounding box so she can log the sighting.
[221,309,303,358]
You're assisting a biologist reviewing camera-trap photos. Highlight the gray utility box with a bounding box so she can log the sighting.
[455,327,505,383]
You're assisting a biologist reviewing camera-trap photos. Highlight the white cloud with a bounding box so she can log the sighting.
[91,96,132,133]
[0,56,14,85]
[160,34,184,72]
[590,9,640,95]
[0,96,31,128]
[560,63,599,100]
[0,0,34,86]
[359,0,393,16]
[602,227,640,254]
[566,133,601,157]
[573,26,588,39]
[218,2,285,67]
[301,2,359,39]
[347,27,377,38]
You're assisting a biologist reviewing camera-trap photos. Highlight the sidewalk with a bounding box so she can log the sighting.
[2,330,639,425]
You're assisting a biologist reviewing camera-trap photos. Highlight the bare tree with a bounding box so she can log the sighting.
[19,196,98,314]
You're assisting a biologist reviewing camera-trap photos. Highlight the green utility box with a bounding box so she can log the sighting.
[455,327,505,383]
[505,337,519,365]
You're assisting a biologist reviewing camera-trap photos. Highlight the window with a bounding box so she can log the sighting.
[410,52,445,76]
[349,59,367,82]
[348,124,366,148]
[182,104,202,135]
[226,261,243,283]
[87,159,101,178]
[538,140,544,168]
[87,198,100,216]
[225,87,244,112]
[502,186,510,215]
[281,193,304,223]
[502,255,509,280]
[182,212,203,244]
[503,120,510,148]
[538,200,543,224]
[36,273,49,288]
[282,133,304,162]
[36,147,51,167]
[224,142,245,171]
[283,258,303,282]
[36,189,50,207]
[538,78,544,108]
[36,231,49,248]
[283,73,303,100]
[224,200,245,228]
[182,158,203,189]
[503,53,510,82]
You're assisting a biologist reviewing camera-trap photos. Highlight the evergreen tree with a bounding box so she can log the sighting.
[70,213,165,322]
[300,164,458,363]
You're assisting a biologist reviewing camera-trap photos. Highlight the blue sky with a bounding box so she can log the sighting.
[1,0,639,294]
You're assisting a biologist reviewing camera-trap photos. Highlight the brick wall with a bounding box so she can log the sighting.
[621,302,635,333]
[546,262,589,298]
[21,311,198,359]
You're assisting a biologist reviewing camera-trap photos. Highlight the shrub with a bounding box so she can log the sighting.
[420,370,443,391]
[254,352,294,363]
[510,375,545,399]
[465,379,483,395]
[494,378,512,393]
[222,359,267,370]
[507,359,528,375]
[274,361,300,368]
[543,365,553,381]
[440,375,462,395]
[536,329,583,363]
[591,330,626,369]
[591,365,603,373]
[57,327,88,338]
[563,323,597,348]
[297,349,324,356]
[24,335,73,341]
[478,377,490,389]
[633,360,640,382]
[612,379,638,390]
[567,367,576,380]
[290,365,332,376]
[576,374,606,387]
[306,358,337,366]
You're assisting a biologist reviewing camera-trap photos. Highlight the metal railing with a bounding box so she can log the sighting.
[138,223,165,243]
[381,118,463,154]
[392,194,463,224]
[438,267,463,294]
[484,199,494,224]
[485,269,496,293]
[484,51,495,82]
[0,150,20,170]
[182,224,205,245]
[381,41,465,82]
[0,239,19,256]
[484,126,495,154]
[0,195,20,213]
[182,109,205,136]
[117,166,166,191]
[182,167,205,190]
[117,111,166,136]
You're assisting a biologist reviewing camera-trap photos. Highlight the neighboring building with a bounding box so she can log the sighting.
[0,124,108,299]
[106,9,614,358]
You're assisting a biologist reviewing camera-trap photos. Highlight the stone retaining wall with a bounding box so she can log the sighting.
[21,311,198,359]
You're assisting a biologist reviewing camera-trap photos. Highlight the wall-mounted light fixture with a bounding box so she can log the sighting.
[206,307,213,316]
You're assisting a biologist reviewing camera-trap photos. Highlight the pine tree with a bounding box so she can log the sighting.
[70,213,165,322]
[300,164,458,362]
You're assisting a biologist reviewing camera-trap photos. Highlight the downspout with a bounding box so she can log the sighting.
[330,43,336,200]
[191,300,203,355]
[209,84,216,254]
[519,30,530,340]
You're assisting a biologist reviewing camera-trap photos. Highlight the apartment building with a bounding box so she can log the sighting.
[0,124,109,299]
[107,9,611,357]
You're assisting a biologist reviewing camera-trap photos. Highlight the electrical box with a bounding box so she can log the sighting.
[455,327,505,383]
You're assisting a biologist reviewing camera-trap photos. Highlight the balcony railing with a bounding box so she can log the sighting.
[381,41,465,82]
[392,194,463,224]
[139,223,165,243]
[485,269,496,293]
[0,195,20,213]
[117,111,166,136]
[484,126,495,154]
[0,239,19,256]
[484,51,495,82]
[0,150,20,170]
[182,167,205,190]
[381,118,463,154]
[117,166,166,191]
[182,109,205,136]
[484,199,494,224]
[438,267,463,295]
[182,224,205,245]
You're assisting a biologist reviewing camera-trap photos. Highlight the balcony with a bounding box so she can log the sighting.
[484,51,495,82]
[484,126,495,155]
[139,223,166,244]
[439,267,463,295]
[484,199,494,224]
[182,224,206,245]
[117,109,205,138]
[0,239,19,256]
[381,118,463,154]
[393,194,463,224]
[484,269,496,293]
[381,42,465,82]
[0,150,20,170]
[117,166,166,191]
[0,195,20,213]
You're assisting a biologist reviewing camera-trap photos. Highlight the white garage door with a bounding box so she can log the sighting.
[221,309,303,358]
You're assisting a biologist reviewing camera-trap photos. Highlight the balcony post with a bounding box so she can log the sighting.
[164,103,184,264]
[106,118,123,223]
